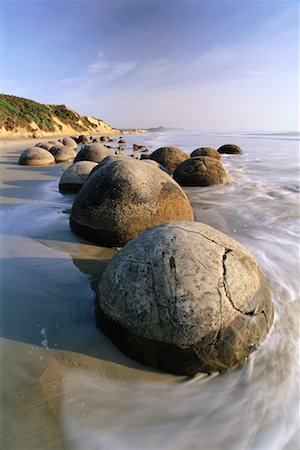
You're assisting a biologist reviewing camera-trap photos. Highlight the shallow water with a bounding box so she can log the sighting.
[0,133,299,450]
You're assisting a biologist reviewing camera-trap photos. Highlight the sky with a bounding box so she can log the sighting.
[0,0,299,131]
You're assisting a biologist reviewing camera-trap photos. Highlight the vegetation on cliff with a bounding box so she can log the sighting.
[0,94,118,136]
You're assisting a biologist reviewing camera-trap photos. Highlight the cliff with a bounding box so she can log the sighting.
[0,94,120,138]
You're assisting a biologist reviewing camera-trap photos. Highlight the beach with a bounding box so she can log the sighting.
[1,132,299,449]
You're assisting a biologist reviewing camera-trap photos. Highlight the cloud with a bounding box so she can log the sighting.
[87,51,137,75]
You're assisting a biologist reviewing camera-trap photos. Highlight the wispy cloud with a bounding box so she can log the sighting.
[87,51,137,75]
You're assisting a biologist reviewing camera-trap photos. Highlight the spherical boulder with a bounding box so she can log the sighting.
[35,142,54,151]
[74,143,114,163]
[70,158,194,247]
[18,147,55,166]
[218,144,243,155]
[148,147,188,173]
[174,156,228,187]
[61,137,78,149]
[96,221,274,375]
[78,135,91,144]
[59,161,98,194]
[190,147,221,160]
[50,145,76,163]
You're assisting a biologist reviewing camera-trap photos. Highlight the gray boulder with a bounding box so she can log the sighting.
[149,146,188,173]
[50,145,76,163]
[96,221,274,375]
[78,135,91,144]
[61,137,78,149]
[174,156,228,186]
[190,147,221,160]
[35,142,54,151]
[59,161,98,194]
[74,143,114,163]
[18,147,55,166]
[218,144,243,154]
[70,158,194,247]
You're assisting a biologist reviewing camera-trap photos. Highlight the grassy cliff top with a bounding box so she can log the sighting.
[0,94,107,134]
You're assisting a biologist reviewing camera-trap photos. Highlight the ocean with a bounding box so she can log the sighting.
[0,131,299,450]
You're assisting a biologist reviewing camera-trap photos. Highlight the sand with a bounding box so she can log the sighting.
[0,140,179,450]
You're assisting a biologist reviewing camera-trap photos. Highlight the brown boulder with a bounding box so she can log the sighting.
[174,156,228,186]
[149,147,188,173]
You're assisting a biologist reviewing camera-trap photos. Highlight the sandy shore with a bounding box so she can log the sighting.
[0,140,180,450]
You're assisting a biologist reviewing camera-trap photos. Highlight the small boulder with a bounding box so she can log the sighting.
[19,147,55,166]
[74,143,114,163]
[59,161,98,194]
[174,156,228,187]
[149,147,188,173]
[190,147,221,160]
[118,139,126,144]
[35,142,54,151]
[218,144,243,155]
[70,158,194,247]
[100,136,109,142]
[96,221,274,375]
[50,145,76,163]
[78,135,91,144]
[62,137,78,149]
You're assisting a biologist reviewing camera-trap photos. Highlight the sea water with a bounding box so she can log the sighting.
[0,132,299,450]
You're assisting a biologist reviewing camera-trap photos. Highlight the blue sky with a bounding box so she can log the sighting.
[0,0,298,131]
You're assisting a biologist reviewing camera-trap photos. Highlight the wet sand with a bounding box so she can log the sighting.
[0,140,180,450]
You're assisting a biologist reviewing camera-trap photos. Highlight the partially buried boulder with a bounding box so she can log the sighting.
[218,144,243,155]
[149,147,188,173]
[70,158,194,247]
[19,147,55,166]
[190,147,221,160]
[96,221,274,375]
[50,145,76,163]
[59,161,98,194]
[174,156,228,186]
[35,142,54,151]
[74,143,114,163]
[61,137,78,149]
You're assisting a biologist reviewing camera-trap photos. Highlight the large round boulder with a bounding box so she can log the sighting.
[70,158,194,247]
[218,144,243,154]
[148,147,188,173]
[18,147,55,166]
[96,221,274,375]
[190,147,221,160]
[50,145,76,163]
[74,143,114,163]
[173,156,228,186]
[59,161,98,194]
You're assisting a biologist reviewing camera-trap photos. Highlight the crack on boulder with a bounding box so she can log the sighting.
[222,248,260,317]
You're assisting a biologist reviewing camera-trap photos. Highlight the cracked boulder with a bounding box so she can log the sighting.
[174,156,228,186]
[59,161,98,194]
[148,147,188,174]
[70,158,194,247]
[96,221,274,375]
[190,147,221,160]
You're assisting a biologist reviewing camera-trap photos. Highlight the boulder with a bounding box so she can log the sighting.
[96,221,274,375]
[78,135,91,144]
[74,143,114,163]
[118,139,126,144]
[18,147,55,166]
[142,159,171,174]
[190,147,221,160]
[218,144,243,155]
[35,142,54,151]
[59,161,98,194]
[173,156,228,186]
[100,136,109,142]
[149,147,188,173]
[50,145,77,163]
[70,158,194,247]
[62,137,78,149]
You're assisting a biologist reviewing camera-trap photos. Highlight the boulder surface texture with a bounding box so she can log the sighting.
[59,161,98,193]
[19,147,55,166]
[96,221,274,375]
[50,145,76,163]
[70,158,194,247]
[149,147,188,173]
[174,156,228,186]
[74,143,114,163]
[190,147,221,160]
[218,144,243,154]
